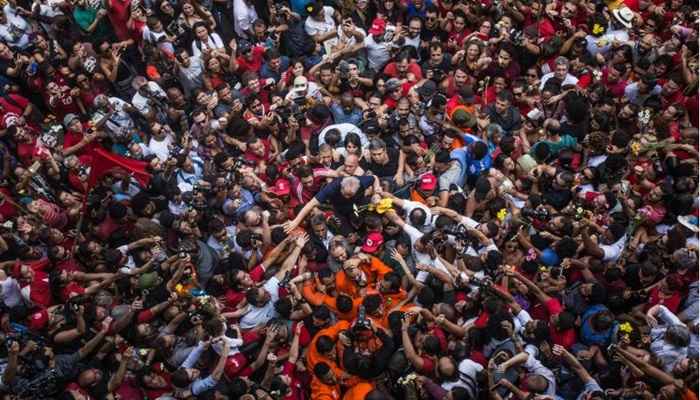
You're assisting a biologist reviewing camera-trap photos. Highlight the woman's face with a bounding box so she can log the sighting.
[454,17,466,32]
[346,141,359,153]
[479,21,491,35]
[182,3,194,15]
[467,44,480,59]
[160,1,173,13]
[293,62,304,76]
[376,79,386,94]
[195,26,208,40]
[208,57,220,71]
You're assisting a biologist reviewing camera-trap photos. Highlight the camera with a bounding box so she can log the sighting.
[470,276,494,292]
[443,223,471,241]
[279,271,292,288]
[521,207,549,221]
[384,25,396,42]
[337,60,351,80]
[169,145,186,159]
[353,305,372,332]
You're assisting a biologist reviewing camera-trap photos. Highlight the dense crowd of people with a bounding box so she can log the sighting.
[0,0,696,398]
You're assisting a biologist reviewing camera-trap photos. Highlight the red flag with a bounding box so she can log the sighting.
[87,148,152,189]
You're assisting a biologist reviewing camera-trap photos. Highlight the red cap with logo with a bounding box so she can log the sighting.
[368,18,386,35]
[418,173,437,191]
[268,178,291,197]
[361,231,384,253]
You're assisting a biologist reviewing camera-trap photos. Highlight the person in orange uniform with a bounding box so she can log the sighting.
[335,253,392,298]
[311,362,341,400]
[307,320,351,381]
[342,382,374,400]
[302,279,362,321]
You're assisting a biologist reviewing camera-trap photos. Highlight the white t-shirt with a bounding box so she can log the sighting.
[318,123,368,149]
[132,81,167,116]
[0,277,23,308]
[363,35,392,72]
[539,72,579,90]
[240,277,280,329]
[233,0,258,39]
[336,25,366,48]
[402,223,449,282]
[304,7,337,48]
[191,32,225,58]
[585,30,629,56]
[600,234,627,262]
[148,135,173,161]
[0,5,31,49]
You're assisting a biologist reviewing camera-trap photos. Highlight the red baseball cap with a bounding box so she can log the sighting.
[268,178,291,197]
[361,232,384,253]
[418,173,437,191]
[368,18,386,35]
[28,308,48,331]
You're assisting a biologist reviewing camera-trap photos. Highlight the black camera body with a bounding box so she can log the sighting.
[521,207,549,221]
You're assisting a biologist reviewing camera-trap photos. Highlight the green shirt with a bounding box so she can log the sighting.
[530,134,578,157]
[73,7,110,41]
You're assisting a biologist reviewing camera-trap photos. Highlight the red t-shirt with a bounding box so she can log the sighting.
[21,266,52,308]
[383,62,424,81]
[646,287,682,314]
[66,383,93,400]
[0,94,28,115]
[282,362,305,400]
[60,281,86,302]
[144,363,173,400]
[529,297,563,321]
[236,46,266,74]
[0,187,18,221]
[550,325,576,349]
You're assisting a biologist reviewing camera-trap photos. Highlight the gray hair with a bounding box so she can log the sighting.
[368,138,387,151]
[666,325,691,347]
[555,56,570,67]
[341,176,361,193]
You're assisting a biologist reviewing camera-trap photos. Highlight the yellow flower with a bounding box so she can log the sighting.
[376,198,393,214]
[619,322,633,334]
[497,208,508,222]
[592,23,604,35]
[630,142,642,156]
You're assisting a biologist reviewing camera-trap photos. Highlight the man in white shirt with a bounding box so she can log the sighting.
[131,76,168,121]
[318,123,368,149]
[304,3,338,54]
[540,56,579,90]
[233,0,257,39]
[0,4,32,50]
[147,122,175,161]
[363,18,396,73]
[239,276,280,329]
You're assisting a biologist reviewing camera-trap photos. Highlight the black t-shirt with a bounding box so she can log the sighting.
[361,148,400,179]
[421,54,452,76]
